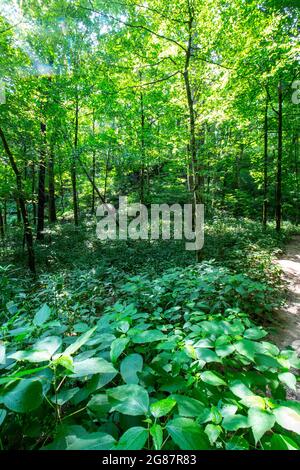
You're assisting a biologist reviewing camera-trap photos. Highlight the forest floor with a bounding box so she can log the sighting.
[273,235,300,351]
[273,235,300,399]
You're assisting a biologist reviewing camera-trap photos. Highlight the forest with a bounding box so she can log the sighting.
[0,0,300,453]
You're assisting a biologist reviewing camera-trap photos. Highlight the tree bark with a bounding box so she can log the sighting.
[0,205,4,239]
[37,122,47,240]
[275,81,283,232]
[263,95,269,227]
[48,145,57,223]
[0,127,36,273]
[72,91,79,226]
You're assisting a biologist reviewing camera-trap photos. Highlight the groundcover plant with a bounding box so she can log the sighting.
[0,0,300,452]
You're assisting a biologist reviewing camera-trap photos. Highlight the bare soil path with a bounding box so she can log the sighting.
[273,235,300,353]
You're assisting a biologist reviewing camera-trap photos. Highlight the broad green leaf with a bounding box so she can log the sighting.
[3,379,43,413]
[200,371,226,387]
[241,395,265,409]
[195,348,220,363]
[278,372,297,391]
[66,432,115,450]
[33,304,51,326]
[120,353,143,384]
[110,337,129,362]
[248,408,275,444]
[64,327,97,356]
[150,424,163,450]
[0,342,6,364]
[116,427,148,450]
[51,388,79,406]
[131,330,165,344]
[87,394,110,418]
[166,418,210,450]
[222,414,249,431]
[234,340,257,361]
[150,397,176,418]
[171,395,210,422]
[244,327,267,340]
[71,358,116,377]
[107,384,149,416]
[269,434,300,450]
[205,424,222,445]
[273,406,300,434]
[0,409,7,426]
[229,380,254,399]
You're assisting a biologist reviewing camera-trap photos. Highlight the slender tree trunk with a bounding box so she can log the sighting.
[183,11,204,260]
[263,96,269,227]
[104,150,110,203]
[31,161,37,225]
[37,122,46,240]
[48,145,57,223]
[16,198,21,224]
[0,205,4,239]
[275,81,283,232]
[91,111,96,214]
[0,127,36,273]
[72,92,79,226]
[140,88,145,205]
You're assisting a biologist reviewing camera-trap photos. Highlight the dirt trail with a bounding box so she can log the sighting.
[273,235,300,353]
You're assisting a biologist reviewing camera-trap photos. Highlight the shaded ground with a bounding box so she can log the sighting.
[273,235,300,352]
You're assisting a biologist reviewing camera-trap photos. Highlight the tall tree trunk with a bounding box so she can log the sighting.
[275,81,283,232]
[48,145,57,223]
[37,122,46,240]
[16,198,21,224]
[0,205,4,239]
[91,111,96,214]
[72,92,79,226]
[0,127,36,273]
[263,96,269,227]
[140,88,145,205]
[183,9,204,260]
[31,161,37,225]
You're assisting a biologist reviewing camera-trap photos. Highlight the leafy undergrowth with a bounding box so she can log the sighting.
[0,262,299,450]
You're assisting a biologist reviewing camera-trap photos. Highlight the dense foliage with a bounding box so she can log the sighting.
[0,0,300,452]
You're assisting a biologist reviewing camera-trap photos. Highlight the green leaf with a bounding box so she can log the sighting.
[195,348,220,363]
[166,418,210,450]
[150,397,176,418]
[205,424,222,445]
[215,343,235,358]
[200,371,226,387]
[66,432,115,450]
[229,380,254,398]
[222,414,249,431]
[107,384,149,416]
[244,327,267,340]
[150,424,163,450]
[248,408,275,444]
[269,434,300,450]
[225,436,249,450]
[87,394,111,418]
[51,388,79,406]
[241,395,265,409]
[110,337,129,362]
[71,358,116,377]
[273,406,300,434]
[234,339,257,361]
[3,379,43,413]
[64,326,97,356]
[172,395,210,421]
[0,409,7,426]
[120,353,143,384]
[116,427,148,450]
[131,330,165,344]
[278,372,297,391]
[34,336,62,356]
[33,303,51,326]
[0,342,6,364]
